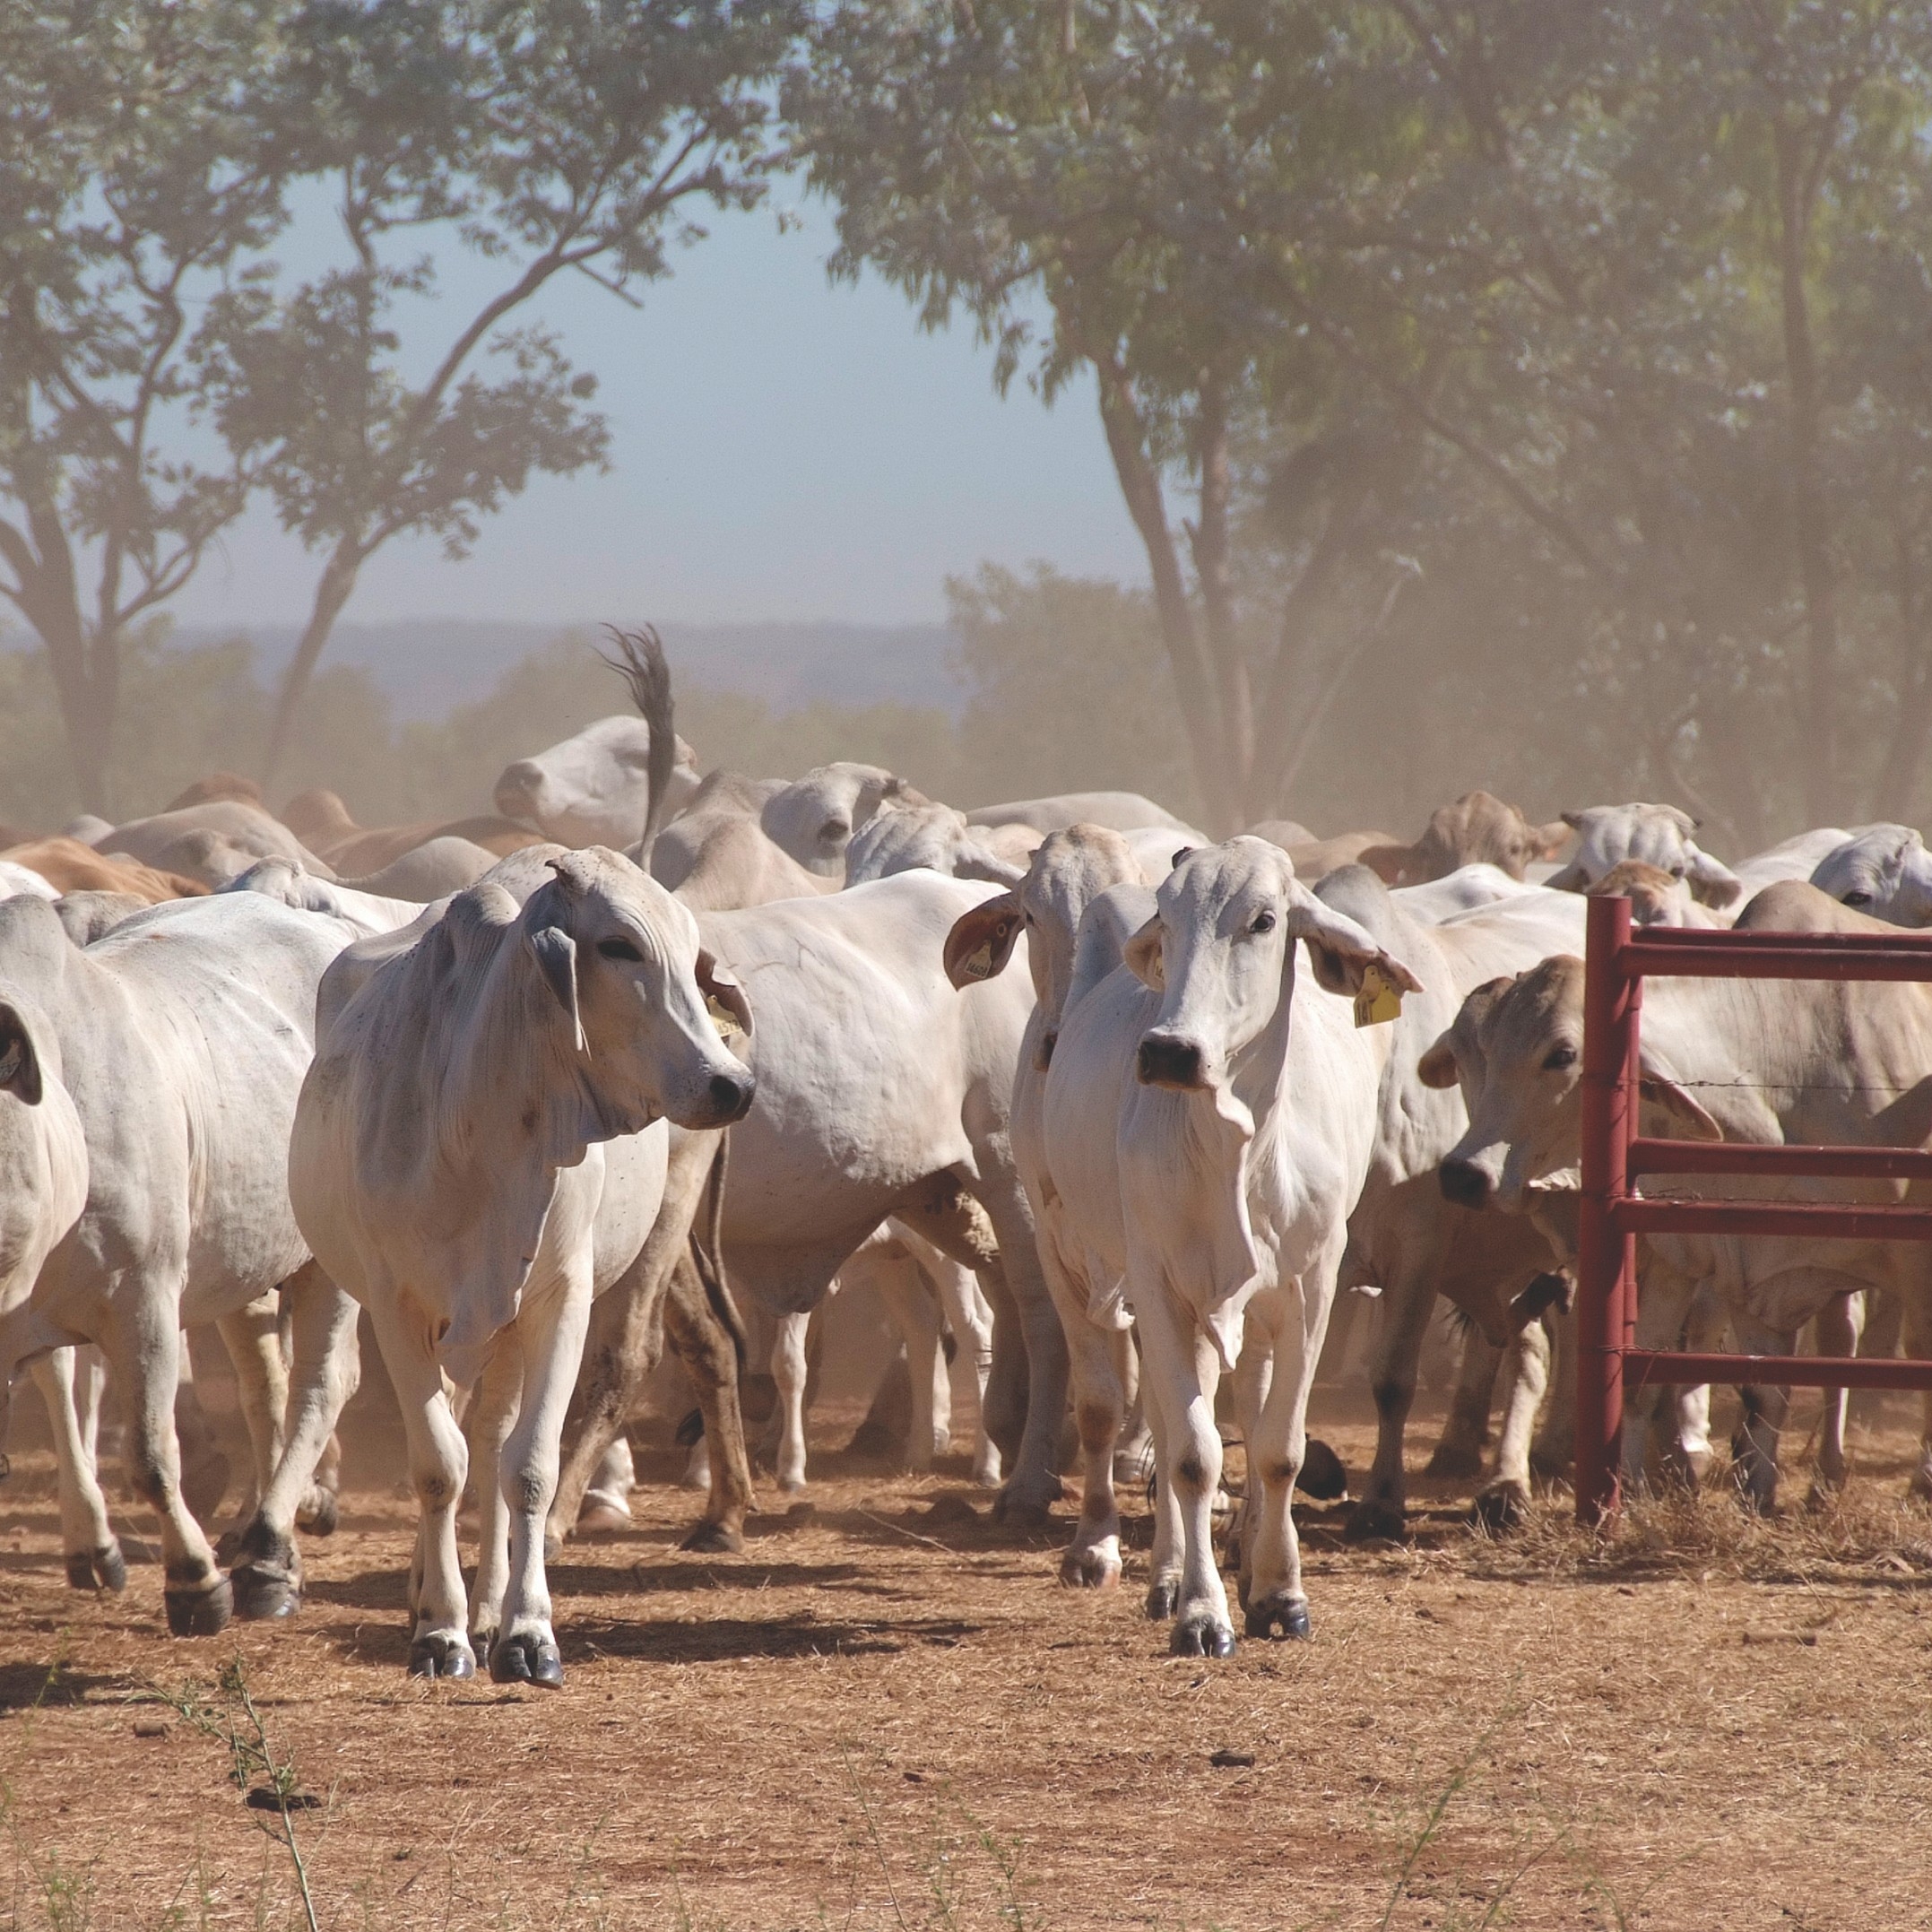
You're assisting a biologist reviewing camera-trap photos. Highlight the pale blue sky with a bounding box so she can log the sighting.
[171,192,1146,631]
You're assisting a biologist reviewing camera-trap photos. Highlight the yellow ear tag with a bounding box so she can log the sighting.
[1354,962,1404,1028]
[959,942,994,982]
[706,993,743,1039]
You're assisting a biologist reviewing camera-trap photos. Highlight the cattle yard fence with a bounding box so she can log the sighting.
[1575,892,1932,1522]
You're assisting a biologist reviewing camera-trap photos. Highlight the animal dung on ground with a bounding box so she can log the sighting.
[131,1717,169,1739]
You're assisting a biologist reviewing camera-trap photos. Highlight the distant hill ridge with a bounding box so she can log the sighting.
[170,617,962,723]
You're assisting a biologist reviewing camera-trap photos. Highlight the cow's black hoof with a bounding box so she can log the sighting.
[164,1576,233,1637]
[231,1561,301,1622]
[490,1633,564,1688]
[679,1519,744,1555]
[1343,1499,1406,1543]
[1171,1612,1236,1659]
[1296,1440,1349,1501]
[1244,1593,1312,1641]
[406,1633,475,1679]
[1145,1576,1180,1621]
[1472,1482,1530,1534]
[92,1543,128,1592]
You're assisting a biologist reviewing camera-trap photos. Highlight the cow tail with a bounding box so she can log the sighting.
[689,1131,748,1371]
[598,621,676,863]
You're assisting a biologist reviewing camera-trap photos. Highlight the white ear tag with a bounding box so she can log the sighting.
[1354,963,1404,1028]
[706,993,743,1039]
[959,943,994,982]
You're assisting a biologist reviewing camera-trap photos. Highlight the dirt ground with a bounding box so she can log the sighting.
[4,1381,1932,1932]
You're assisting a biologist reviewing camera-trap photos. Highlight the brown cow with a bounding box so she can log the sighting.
[1286,792,1567,888]
[1,837,207,903]
[279,788,541,873]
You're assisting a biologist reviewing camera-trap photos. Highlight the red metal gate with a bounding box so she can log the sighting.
[1575,892,1932,1522]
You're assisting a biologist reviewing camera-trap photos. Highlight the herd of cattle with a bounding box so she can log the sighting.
[2,627,1930,1675]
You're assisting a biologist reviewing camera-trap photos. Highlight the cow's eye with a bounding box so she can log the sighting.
[1670,864,1685,879]
[1250,910,1277,934]
[819,819,848,843]
[1543,1044,1578,1070]
[596,937,643,962]
[1844,890,1872,908]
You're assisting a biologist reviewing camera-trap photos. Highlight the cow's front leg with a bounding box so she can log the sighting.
[920,1244,999,1484]
[369,1297,473,1678]
[1134,1289,1231,1657]
[102,1302,230,1636]
[1240,1261,1337,1642]
[230,1266,361,1621]
[1473,1314,1552,1532]
[873,1255,947,1470]
[490,1269,593,1688]
[32,1349,123,1591]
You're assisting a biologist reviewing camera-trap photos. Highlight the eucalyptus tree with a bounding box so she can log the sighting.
[212,0,803,779]
[0,2,299,812]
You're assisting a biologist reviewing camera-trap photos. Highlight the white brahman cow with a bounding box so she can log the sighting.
[1042,838,1418,1653]
[1810,824,1932,926]
[290,846,756,1683]
[1543,803,1744,908]
[0,892,364,1633]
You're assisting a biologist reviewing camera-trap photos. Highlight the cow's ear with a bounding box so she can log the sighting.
[1123,916,1165,991]
[0,1003,43,1105]
[697,949,752,1037]
[1417,1034,1460,1090]
[955,845,1027,888]
[527,919,585,1053]
[1560,810,1584,830]
[943,893,1025,989]
[1684,847,1742,909]
[1533,819,1573,858]
[1285,884,1424,998]
[1638,1065,1722,1140]
[1543,860,1588,893]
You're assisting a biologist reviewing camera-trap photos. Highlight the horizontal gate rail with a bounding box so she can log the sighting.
[1577,893,1932,1524]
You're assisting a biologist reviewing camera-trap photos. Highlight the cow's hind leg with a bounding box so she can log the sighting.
[1346,1254,1437,1542]
[769,1311,810,1493]
[662,1254,757,1553]
[215,1294,290,1545]
[102,1302,230,1636]
[230,1268,362,1621]
[33,1349,123,1591]
[1429,1322,1503,1479]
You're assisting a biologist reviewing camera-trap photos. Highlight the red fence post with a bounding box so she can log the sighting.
[1576,893,1637,1524]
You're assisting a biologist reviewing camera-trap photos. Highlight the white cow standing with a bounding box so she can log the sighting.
[0,892,365,1633]
[1044,838,1417,1653]
[290,847,755,1683]
[494,715,703,847]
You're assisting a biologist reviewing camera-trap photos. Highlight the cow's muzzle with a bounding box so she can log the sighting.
[704,1071,756,1126]
[1137,1033,1207,1090]
[1438,1157,1497,1209]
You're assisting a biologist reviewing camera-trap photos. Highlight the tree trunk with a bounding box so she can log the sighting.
[1090,362,1240,833]
[1187,380,1254,819]
[262,541,362,791]
[1774,123,1841,829]
[1873,514,1931,823]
